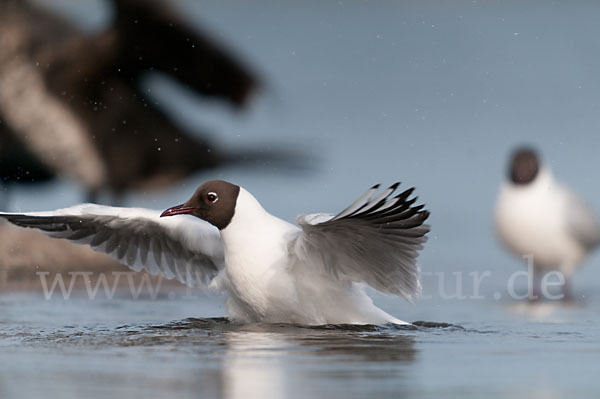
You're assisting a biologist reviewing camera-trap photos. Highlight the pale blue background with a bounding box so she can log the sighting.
[4,2,600,397]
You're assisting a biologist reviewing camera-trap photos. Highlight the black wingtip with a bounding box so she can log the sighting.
[0,214,27,223]
[371,183,381,190]
[388,182,401,192]
[395,187,415,200]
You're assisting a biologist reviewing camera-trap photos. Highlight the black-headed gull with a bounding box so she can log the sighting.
[1,180,430,324]
[495,147,600,300]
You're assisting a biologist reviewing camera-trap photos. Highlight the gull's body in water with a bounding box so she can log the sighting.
[495,147,600,300]
[0,180,429,324]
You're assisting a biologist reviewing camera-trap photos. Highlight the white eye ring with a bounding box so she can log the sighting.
[206,192,219,203]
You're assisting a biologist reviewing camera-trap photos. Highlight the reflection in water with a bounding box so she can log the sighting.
[5,318,419,398]
[221,330,289,399]
[216,321,418,398]
[153,319,419,398]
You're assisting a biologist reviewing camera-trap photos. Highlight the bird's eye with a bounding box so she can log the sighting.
[206,192,219,203]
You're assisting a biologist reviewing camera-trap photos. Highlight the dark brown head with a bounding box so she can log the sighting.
[508,147,540,185]
[160,180,240,229]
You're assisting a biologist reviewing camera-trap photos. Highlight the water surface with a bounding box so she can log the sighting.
[2,292,599,398]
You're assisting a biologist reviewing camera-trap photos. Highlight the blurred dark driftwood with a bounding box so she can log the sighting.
[0,128,54,186]
[110,0,256,107]
[0,0,269,203]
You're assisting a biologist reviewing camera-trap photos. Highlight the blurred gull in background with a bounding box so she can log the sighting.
[494,146,600,301]
[0,0,305,207]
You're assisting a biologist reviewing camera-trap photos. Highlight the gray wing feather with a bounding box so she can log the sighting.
[1,210,224,287]
[295,182,430,300]
[566,192,600,250]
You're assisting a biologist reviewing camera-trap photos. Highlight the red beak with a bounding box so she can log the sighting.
[160,204,197,217]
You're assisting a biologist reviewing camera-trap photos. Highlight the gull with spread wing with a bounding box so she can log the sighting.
[1,180,429,325]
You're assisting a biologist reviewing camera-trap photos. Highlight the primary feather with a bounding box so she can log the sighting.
[294,183,430,300]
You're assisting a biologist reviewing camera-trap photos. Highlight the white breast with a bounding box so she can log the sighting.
[494,169,585,272]
[219,188,301,322]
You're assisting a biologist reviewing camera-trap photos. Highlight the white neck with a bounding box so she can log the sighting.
[219,187,296,266]
[531,166,554,188]
[218,188,299,321]
[220,188,269,243]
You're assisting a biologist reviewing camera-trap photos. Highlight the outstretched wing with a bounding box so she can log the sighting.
[293,183,430,300]
[0,204,224,286]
